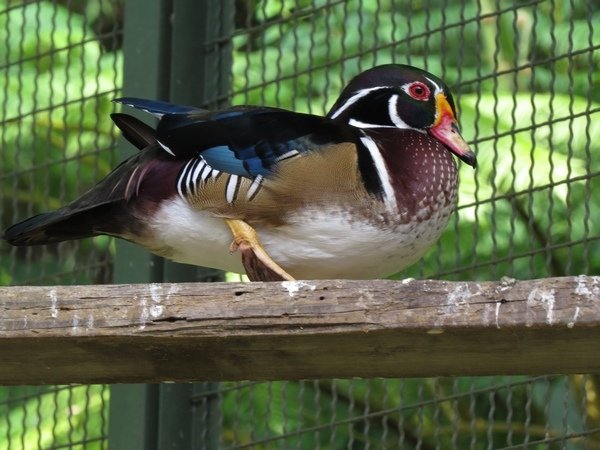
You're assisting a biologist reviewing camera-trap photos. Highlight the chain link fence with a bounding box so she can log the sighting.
[1,0,599,449]
[0,385,108,450]
[1,1,122,449]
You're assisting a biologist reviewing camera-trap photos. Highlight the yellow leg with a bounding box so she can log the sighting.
[225,219,295,282]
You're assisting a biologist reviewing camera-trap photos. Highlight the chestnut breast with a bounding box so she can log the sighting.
[369,129,459,223]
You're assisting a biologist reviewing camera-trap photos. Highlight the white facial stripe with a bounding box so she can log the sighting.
[401,78,444,100]
[425,77,449,123]
[329,86,389,119]
[387,94,411,129]
[359,135,397,213]
[348,118,395,129]
[425,77,444,96]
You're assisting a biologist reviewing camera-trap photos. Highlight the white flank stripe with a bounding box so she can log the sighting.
[177,159,193,199]
[329,86,388,119]
[191,158,205,179]
[359,135,397,212]
[225,175,240,204]
[349,118,395,129]
[185,159,197,194]
[190,158,206,194]
[388,94,411,129]
[199,160,213,182]
[246,175,263,200]
[157,139,175,156]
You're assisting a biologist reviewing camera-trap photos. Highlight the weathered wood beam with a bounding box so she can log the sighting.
[0,276,599,384]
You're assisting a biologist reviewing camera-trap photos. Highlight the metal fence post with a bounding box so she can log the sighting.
[109,1,171,449]
[157,3,233,448]
[109,1,234,449]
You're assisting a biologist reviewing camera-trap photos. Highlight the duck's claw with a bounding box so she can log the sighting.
[226,219,295,282]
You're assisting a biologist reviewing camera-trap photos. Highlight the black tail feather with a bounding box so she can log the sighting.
[4,114,174,247]
[3,202,124,246]
[111,113,156,150]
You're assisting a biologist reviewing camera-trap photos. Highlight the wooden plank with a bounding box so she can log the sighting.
[0,276,599,384]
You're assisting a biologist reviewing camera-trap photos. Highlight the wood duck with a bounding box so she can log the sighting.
[4,64,476,281]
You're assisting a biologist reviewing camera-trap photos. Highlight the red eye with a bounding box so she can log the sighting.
[407,82,430,100]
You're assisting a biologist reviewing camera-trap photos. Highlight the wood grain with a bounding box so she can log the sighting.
[1,276,599,384]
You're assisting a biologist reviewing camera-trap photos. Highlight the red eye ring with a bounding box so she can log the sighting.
[407,82,430,101]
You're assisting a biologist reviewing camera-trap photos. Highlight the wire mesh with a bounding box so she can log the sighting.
[0,385,109,450]
[200,376,600,449]
[1,0,599,449]
[216,0,600,449]
[1,0,122,286]
[0,1,121,449]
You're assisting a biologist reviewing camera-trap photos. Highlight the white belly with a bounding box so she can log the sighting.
[143,197,453,279]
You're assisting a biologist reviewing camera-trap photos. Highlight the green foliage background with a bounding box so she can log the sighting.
[0,0,599,449]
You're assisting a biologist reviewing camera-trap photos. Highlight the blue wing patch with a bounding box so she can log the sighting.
[201,146,248,176]
[200,141,300,178]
